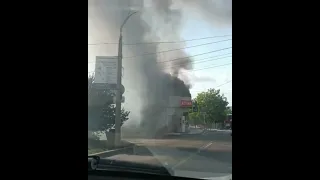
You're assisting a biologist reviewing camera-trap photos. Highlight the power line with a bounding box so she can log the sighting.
[191,55,232,65]
[160,56,232,70]
[190,80,232,93]
[192,63,232,71]
[88,47,232,64]
[157,47,232,64]
[88,62,231,74]
[187,52,232,63]
[216,80,232,88]
[123,39,231,59]
[160,55,232,70]
[88,35,232,46]
[88,52,232,73]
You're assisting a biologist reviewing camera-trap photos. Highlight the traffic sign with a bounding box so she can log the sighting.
[121,84,125,94]
[192,101,198,112]
[113,96,125,104]
[110,85,125,95]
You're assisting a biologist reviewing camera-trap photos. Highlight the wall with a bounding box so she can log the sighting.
[166,96,191,132]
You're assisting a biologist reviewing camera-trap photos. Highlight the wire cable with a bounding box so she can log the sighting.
[88,35,232,46]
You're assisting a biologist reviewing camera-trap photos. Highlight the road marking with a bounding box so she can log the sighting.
[198,141,213,152]
[172,153,195,169]
[172,141,213,169]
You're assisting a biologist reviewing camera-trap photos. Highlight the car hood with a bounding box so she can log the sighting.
[173,170,232,180]
[96,151,232,180]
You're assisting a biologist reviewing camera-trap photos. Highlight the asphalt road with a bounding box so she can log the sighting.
[106,129,232,177]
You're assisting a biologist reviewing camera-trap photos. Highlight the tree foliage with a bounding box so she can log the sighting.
[100,104,130,132]
[195,88,229,124]
[188,112,202,125]
[225,107,232,115]
[88,75,130,132]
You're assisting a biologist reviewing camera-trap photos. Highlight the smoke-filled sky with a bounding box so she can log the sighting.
[88,0,232,125]
[181,18,232,105]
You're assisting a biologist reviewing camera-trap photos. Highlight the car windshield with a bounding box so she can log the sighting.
[88,0,232,179]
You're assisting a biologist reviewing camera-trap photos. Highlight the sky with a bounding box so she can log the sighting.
[180,18,232,106]
[88,3,232,106]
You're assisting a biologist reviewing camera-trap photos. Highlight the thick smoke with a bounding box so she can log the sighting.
[88,0,232,137]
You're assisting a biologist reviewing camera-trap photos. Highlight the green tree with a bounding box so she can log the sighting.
[88,75,130,139]
[225,107,232,115]
[195,88,229,127]
[188,112,201,126]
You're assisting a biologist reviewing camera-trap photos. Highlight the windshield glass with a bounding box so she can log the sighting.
[88,0,232,179]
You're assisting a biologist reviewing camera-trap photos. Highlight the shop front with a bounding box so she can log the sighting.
[165,96,192,133]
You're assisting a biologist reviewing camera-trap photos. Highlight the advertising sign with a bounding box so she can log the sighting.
[94,56,118,85]
[180,100,192,107]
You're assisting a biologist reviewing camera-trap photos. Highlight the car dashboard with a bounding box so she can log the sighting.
[88,156,195,180]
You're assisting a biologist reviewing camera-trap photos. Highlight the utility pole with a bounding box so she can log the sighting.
[115,11,138,147]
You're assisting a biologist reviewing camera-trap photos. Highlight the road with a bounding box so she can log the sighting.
[106,129,232,178]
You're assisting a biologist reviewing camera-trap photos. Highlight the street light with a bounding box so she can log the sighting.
[114,11,138,147]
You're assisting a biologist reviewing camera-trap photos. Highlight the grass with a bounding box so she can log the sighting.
[88,138,108,155]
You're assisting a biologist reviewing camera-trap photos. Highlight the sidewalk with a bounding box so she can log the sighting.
[206,129,232,133]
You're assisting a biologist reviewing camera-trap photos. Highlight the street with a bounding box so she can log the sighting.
[105,129,232,178]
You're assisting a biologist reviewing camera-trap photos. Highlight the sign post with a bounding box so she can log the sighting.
[200,107,207,129]
[200,112,207,129]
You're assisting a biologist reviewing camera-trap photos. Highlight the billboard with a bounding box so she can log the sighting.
[94,56,118,86]
[180,100,192,107]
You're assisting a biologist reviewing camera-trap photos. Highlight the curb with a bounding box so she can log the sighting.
[165,129,206,136]
[89,145,135,158]
[165,133,182,136]
[186,129,206,135]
